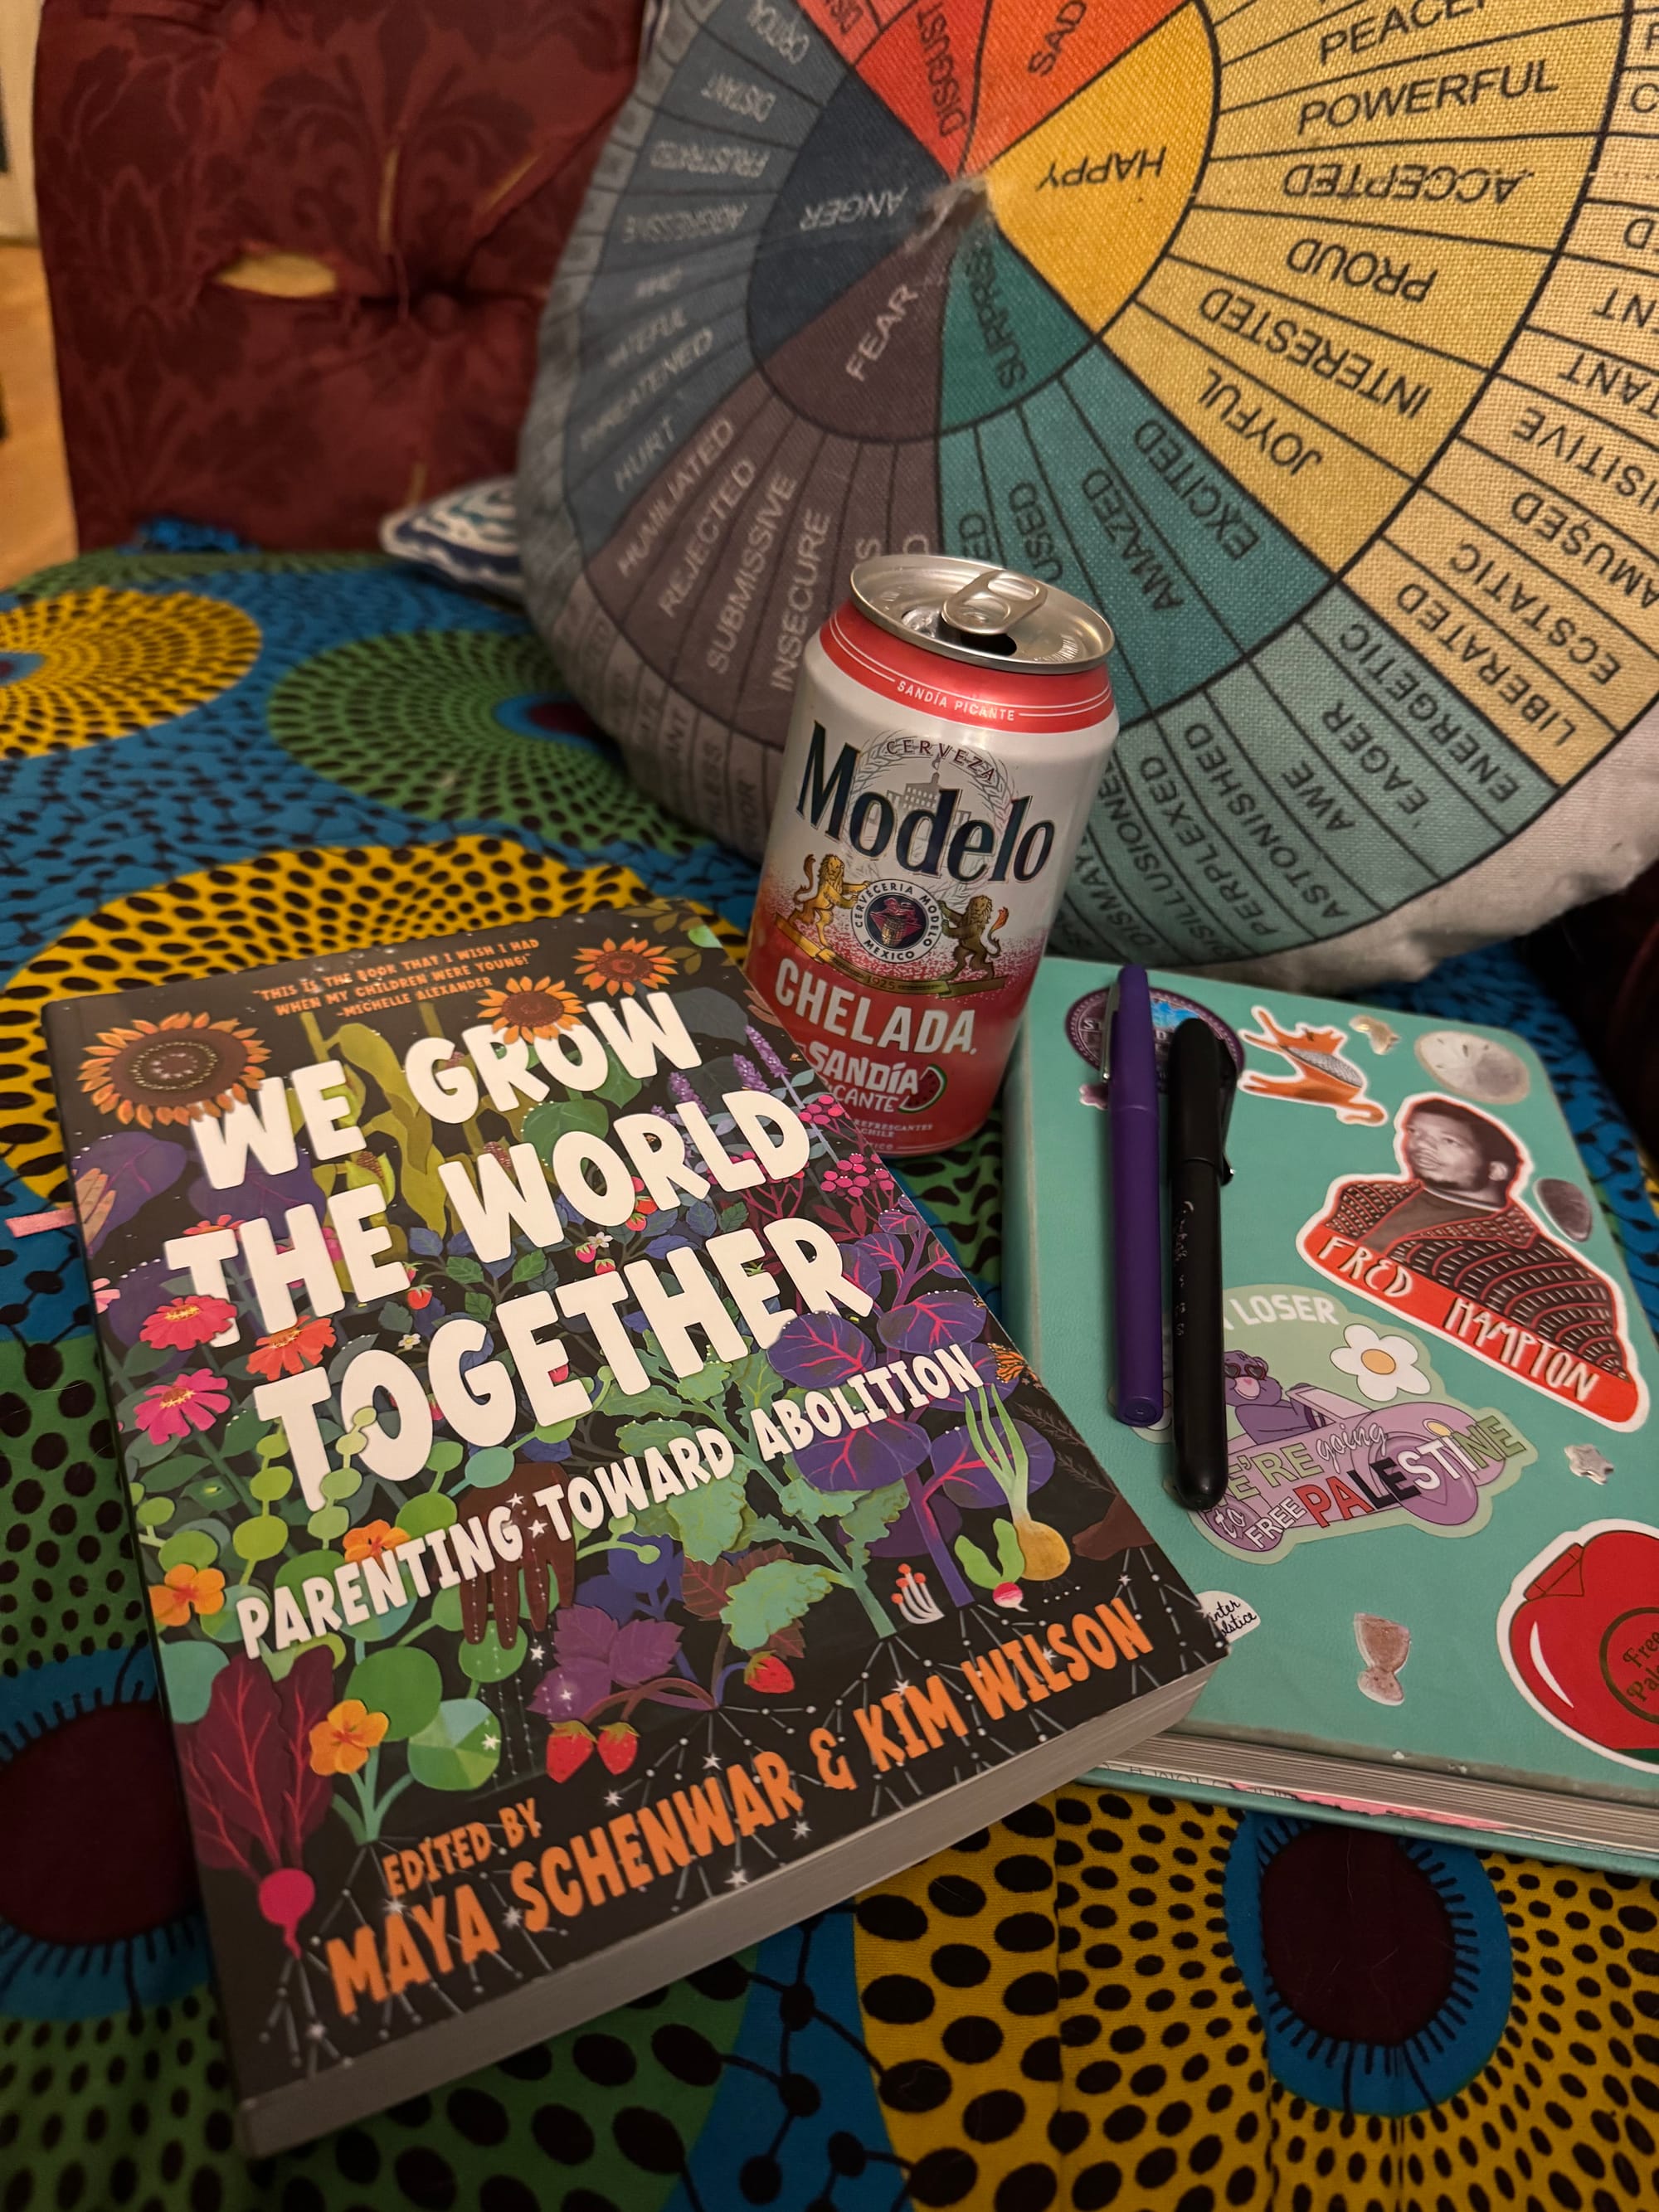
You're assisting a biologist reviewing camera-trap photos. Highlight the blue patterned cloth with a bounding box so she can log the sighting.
[2,532,1656,2212]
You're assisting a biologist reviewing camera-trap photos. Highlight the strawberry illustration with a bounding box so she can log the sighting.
[745,1652,794,1694]
[545,1722,595,1782]
[597,1723,638,1776]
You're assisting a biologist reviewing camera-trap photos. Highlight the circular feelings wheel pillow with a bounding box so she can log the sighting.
[520,0,1659,985]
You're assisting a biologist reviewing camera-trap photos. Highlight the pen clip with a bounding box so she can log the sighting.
[1218,1058,1238,1184]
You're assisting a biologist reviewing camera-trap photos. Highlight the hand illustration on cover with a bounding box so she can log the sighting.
[456,1456,577,1648]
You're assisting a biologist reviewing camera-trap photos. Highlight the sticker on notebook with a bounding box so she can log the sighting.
[1355,1613,1410,1706]
[1202,1285,1537,1563]
[1237,1006,1389,1126]
[1567,1443,1613,1485]
[1064,984,1243,1114]
[1298,1095,1647,1433]
[1198,1592,1261,1645]
[1413,1028,1530,1105]
[1536,1178,1594,1243]
[1350,1016,1399,1056]
[1498,1521,1659,1771]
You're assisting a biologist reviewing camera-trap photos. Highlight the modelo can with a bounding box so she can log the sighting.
[747,554,1117,1154]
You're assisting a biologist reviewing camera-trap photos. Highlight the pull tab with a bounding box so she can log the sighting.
[940,567,1048,639]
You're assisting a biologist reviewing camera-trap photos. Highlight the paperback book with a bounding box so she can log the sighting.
[1005,956,1658,1873]
[46,910,1220,2152]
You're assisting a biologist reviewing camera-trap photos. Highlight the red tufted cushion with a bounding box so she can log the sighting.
[35,0,642,550]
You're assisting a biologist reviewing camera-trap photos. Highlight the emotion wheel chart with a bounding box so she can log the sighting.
[535,0,1659,964]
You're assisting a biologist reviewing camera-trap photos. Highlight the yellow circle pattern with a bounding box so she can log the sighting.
[0,589,260,759]
[857,1791,1262,2210]
[0,833,740,1199]
[855,1789,1659,2209]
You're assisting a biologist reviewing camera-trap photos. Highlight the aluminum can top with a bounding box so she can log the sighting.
[849,553,1114,674]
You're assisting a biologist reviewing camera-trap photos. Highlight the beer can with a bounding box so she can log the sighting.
[747,554,1117,1155]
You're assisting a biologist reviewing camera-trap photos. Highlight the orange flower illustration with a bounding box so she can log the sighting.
[80,1012,268,1128]
[573,937,677,997]
[342,1519,407,1566]
[309,1699,389,1777]
[150,1563,226,1628]
[141,1293,237,1350]
[246,1315,335,1382]
[476,975,583,1041]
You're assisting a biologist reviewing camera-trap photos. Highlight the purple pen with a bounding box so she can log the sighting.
[1107,964,1165,1427]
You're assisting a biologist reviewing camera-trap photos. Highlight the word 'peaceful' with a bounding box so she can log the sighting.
[164,990,873,1511]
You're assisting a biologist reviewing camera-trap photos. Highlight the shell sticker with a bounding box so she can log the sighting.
[1355,1613,1410,1706]
[1298,1095,1647,1433]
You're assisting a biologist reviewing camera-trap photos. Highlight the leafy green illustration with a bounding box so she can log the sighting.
[407,1699,501,1791]
[347,1648,442,1741]
[721,1560,837,1650]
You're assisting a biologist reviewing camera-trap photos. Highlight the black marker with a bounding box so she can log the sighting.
[1168,1016,1236,1512]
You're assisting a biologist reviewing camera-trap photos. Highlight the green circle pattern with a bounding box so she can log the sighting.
[266,631,704,853]
[11,551,381,602]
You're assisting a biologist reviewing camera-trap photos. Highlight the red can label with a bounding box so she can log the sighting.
[747,602,1117,1154]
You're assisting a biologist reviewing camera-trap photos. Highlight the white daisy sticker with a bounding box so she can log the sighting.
[1331,1324,1433,1404]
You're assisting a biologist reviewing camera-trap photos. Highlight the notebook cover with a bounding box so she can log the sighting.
[44,914,1220,2148]
[1005,955,1659,1866]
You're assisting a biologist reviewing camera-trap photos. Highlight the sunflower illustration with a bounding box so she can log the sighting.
[573,936,678,996]
[475,975,584,1041]
[80,1011,269,1128]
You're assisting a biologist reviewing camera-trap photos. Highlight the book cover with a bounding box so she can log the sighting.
[46,911,1219,2151]
[1005,956,1659,1869]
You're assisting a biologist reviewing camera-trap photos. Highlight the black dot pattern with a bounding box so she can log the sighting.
[850,1790,1659,2212]
[0,1334,139,1674]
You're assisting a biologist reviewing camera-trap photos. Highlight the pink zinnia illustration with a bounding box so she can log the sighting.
[141,1294,237,1350]
[131,1369,231,1444]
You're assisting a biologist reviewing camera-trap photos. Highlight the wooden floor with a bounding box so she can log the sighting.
[0,245,76,587]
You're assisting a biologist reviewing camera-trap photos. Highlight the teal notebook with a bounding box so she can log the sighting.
[1005,956,1659,1874]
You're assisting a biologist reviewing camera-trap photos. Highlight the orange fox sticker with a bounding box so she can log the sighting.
[1238,1006,1388,1126]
